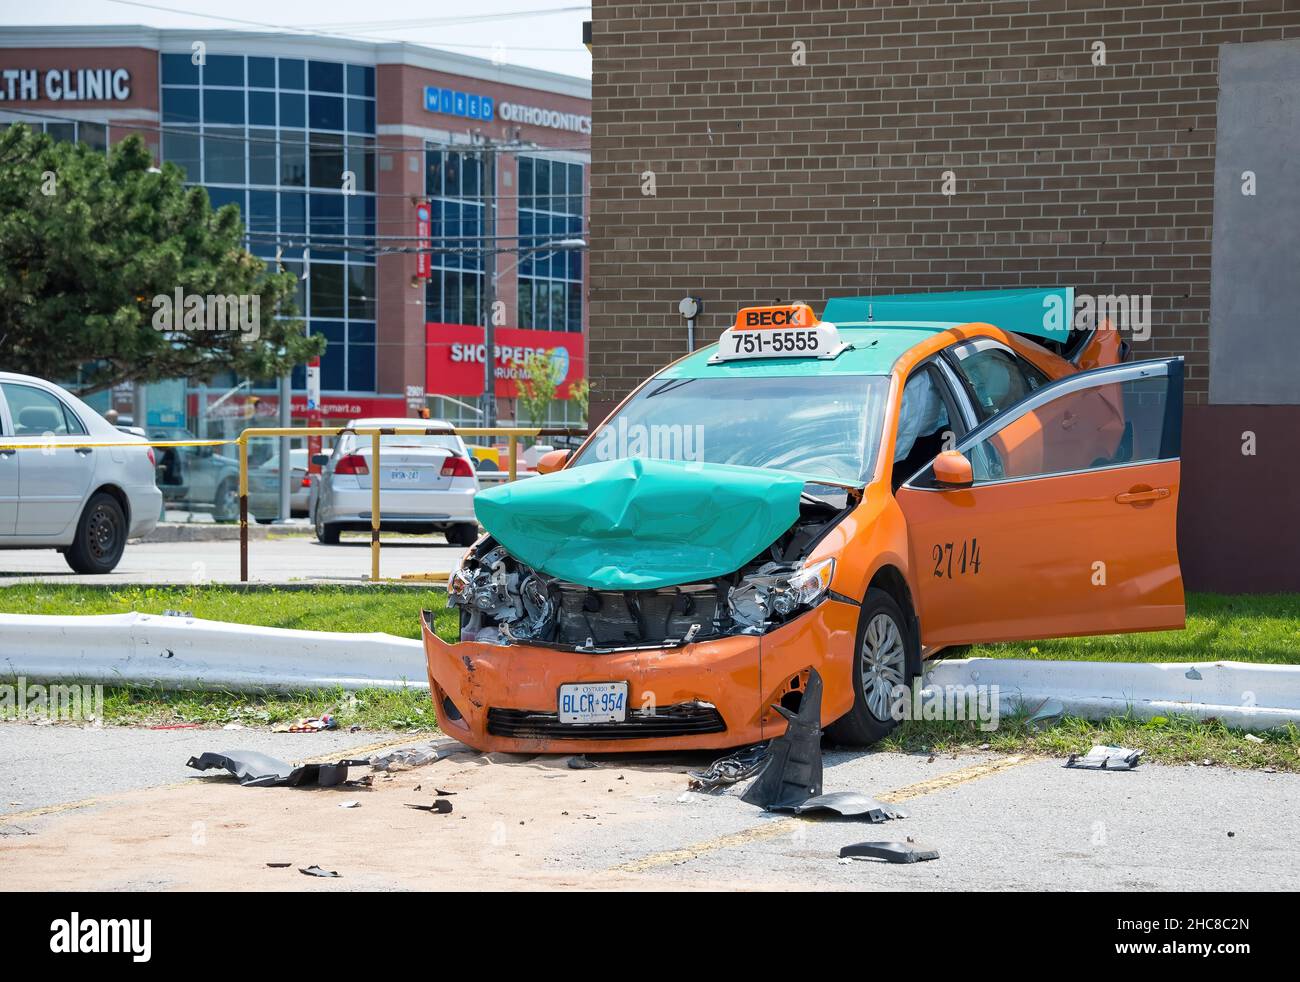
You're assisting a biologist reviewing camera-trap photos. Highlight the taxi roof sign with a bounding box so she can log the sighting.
[711,303,849,364]
[733,303,818,331]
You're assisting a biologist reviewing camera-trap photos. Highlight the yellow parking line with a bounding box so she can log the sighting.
[611,754,1032,874]
[0,735,426,825]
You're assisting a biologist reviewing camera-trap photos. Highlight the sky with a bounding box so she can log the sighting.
[0,0,592,80]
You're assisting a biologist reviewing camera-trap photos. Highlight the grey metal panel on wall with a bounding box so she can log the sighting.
[1210,40,1300,405]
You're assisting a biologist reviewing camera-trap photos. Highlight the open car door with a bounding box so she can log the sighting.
[895,358,1185,648]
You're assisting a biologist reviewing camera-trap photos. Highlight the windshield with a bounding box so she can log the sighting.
[570,375,890,485]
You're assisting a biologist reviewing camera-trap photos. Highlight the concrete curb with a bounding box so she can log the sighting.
[923,657,1300,731]
[0,612,427,692]
[137,523,270,543]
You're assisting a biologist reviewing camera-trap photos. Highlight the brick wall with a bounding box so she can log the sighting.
[588,0,1300,423]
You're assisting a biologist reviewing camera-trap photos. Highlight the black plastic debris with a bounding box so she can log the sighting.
[567,755,598,770]
[266,863,291,868]
[741,668,825,810]
[840,839,939,864]
[1064,745,1143,770]
[299,865,340,877]
[770,791,906,822]
[187,750,369,788]
[404,799,454,814]
[370,740,475,772]
[687,742,770,792]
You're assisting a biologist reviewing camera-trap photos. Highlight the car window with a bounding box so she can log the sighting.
[0,383,87,436]
[948,340,1048,422]
[963,374,1172,484]
[891,365,958,490]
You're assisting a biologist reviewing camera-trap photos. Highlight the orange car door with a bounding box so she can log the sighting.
[895,358,1185,648]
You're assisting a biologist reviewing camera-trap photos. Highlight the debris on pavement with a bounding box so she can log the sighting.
[741,668,824,810]
[1065,745,1143,770]
[370,740,476,772]
[770,791,906,822]
[687,743,769,792]
[266,863,291,868]
[288,713,337,733]
[186,750,369,788]
[299,865,340,877]
[840,837,940,864]
[338,800,361,809]
[404,799,454,814]
[567,754,598,770]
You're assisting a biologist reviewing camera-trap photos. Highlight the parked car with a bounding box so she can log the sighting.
[150,427,241,521]
[427,288,1183,754]
[310,417,480,545]
[248,446,312,522]
[0,372,161,573]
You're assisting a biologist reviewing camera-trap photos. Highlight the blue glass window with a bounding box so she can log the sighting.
[162,87,200,124]
[346,64,374,97]
[347,341,375,392]
[346,98,374,133]
[161,53,200,85]
[279,92,305,129]
[203,55,244,87]
[278,58,305,90]
[313,322,346,390]
[309,94,344,131]
[248,57,276,88]
[308,61,344,93]
[203,88,245,125]
[249,90,276,126]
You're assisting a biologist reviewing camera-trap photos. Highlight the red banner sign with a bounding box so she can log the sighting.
[425,322,585,399]
[415,202,431,280]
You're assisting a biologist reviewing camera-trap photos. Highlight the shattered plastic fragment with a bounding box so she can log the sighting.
[770,791,907,822]
[187,750,368,788]
[299,865,340,877]
[840,838,939,863]
[1064,745,1143,770]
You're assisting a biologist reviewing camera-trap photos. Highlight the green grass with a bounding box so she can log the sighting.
[877,712,1300,773]
[965,593,1300,664]
[0,583,457,640]
[3,586,1299,770]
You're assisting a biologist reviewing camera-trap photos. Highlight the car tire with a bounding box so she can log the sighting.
[211,479,239,523]
[445,523,479,547]
[314,509,340,545]
[825,588,916,747]
[65,492,127,575]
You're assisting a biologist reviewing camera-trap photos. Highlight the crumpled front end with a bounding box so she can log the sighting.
[420,475,862,753]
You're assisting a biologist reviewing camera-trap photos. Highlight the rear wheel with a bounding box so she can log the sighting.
[65,492,127,575]
[825,588,915,746]
[314,508,340,544]
[211,478,238,523]
[445,523,479,546]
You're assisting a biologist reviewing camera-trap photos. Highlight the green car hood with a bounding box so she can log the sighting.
[473,457,806,590]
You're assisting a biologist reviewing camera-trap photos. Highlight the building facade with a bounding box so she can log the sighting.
[587,1,1300,592]
[0,25,590,433]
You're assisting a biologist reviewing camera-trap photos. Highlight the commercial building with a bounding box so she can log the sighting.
[0,25,590,434]
[587,1,1300,592]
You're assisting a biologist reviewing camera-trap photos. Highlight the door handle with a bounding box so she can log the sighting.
[0,448,13,457]
[75,447,94,455]
[1115,487,1169,504]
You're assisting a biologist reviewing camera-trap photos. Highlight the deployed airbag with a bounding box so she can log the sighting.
[473,457,806,590]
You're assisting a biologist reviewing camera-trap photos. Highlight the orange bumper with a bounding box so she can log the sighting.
[421,599,859,754]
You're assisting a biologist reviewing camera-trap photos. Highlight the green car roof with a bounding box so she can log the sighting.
[661,323,951,379]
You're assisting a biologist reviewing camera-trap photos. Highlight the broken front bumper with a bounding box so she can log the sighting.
[420,598,859,754]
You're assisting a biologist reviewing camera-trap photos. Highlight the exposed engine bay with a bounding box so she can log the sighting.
[448,484,855,652]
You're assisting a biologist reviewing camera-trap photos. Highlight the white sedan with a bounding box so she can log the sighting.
[310,417,480,546]
[0,372,161,573]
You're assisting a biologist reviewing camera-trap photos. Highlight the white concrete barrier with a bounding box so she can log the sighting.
[923,657,1300,731]
[0,612,428,692]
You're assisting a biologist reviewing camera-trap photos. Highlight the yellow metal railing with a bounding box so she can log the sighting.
[1,425,586,583]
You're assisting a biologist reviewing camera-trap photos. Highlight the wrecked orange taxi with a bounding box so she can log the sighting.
[422,289,1185,752]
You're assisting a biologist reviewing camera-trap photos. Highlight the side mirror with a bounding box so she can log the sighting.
[932,450,973,488]
[311,453,329,468]
[536,448,571,475]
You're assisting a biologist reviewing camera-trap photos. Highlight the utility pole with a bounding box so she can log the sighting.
[481,142,499,429]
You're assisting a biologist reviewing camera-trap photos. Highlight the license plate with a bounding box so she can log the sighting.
[388,469,421,482]
[558,682,628,725]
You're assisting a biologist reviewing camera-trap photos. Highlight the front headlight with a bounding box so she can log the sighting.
[769,557,835,616]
